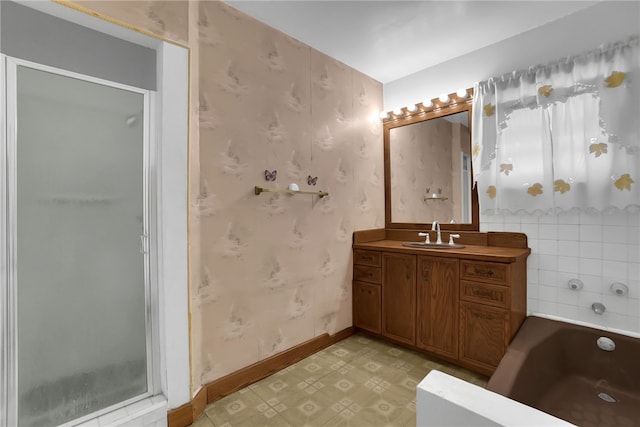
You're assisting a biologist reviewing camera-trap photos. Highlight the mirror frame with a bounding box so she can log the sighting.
[383,88,479,231]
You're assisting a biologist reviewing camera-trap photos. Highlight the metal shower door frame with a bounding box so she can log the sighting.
[0,54,159,427]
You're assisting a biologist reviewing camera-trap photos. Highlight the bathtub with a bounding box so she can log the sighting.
[487,316,640,427]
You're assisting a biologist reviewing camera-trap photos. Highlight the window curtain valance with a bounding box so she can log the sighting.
[472,37,639,215]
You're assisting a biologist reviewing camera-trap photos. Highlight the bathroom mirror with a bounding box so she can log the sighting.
[384,90,479,230]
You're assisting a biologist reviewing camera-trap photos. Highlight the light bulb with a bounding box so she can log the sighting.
[422,100,433,108]
[439,94,450,103]
[456,88,468,99]
[379,111,389,119]
[407,105,418,113]
[392,108,403,116]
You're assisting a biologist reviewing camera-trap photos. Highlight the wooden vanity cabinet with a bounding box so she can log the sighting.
[352,234,528,376]
[381,253,416,345]
[416,256,459,360]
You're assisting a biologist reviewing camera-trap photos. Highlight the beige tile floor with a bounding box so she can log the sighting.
[192,333,488,427]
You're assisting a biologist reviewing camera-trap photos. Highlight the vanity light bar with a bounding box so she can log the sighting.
[380,87,473,122]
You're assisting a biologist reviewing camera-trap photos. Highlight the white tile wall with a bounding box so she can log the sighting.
[481,211,640,335]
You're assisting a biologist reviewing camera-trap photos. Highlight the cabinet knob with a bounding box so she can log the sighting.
[422,267,429,280]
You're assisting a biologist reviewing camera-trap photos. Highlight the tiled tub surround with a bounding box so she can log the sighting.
[481,211,640,334]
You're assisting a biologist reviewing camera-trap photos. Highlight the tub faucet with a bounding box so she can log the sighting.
[431,220,442,244]
[592,302,606,315]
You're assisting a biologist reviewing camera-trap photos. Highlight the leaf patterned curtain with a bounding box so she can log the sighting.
[472,37,639,215]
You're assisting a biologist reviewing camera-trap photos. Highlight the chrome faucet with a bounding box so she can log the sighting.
[592,302,606,315]
[431,220,442,244]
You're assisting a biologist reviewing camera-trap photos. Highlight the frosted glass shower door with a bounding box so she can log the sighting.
[9,61,151,426]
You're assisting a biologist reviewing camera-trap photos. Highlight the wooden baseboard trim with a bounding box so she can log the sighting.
[166,400,193,427]
[167,326,354,427]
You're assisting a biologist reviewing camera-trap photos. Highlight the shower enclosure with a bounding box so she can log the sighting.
[1,56,156,426]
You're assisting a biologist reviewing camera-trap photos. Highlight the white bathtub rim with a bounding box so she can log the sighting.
[416,370,575,427]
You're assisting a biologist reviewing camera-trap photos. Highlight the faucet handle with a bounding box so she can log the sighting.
[448,234,460,245]
[418,232,430,244]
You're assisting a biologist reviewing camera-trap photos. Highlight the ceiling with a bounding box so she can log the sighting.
[224,1,600,84]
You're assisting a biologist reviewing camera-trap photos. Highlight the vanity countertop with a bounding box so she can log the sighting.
[353,239,530,263]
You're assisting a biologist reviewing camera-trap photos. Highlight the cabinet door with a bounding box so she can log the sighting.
[382,253,416,345]
[353,281,381,334]
[416,256,459,359]
[459,301,509,374]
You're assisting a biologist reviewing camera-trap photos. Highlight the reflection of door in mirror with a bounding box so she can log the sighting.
[461,151,472,222]
[390,111,469,224]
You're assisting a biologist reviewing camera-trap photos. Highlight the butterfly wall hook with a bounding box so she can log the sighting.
[307,175,318,186]
[265,169,277,181]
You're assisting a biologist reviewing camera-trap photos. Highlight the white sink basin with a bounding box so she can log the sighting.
[402,242,465,250]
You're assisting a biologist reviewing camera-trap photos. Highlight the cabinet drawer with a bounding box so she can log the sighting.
[460,261,509,285]
[354,250,381,267]
[354,265,381,284]
[460,281,510,308]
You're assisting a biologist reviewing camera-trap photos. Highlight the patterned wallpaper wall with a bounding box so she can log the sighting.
[72,1,384,394]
